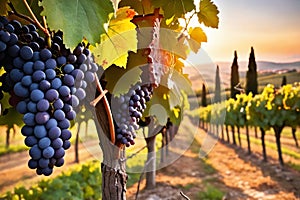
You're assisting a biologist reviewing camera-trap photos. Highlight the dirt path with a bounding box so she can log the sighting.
[0,139,99,194]
[127,128,300,200]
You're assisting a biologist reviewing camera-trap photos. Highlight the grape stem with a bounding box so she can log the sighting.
[7,2,36,25]
[22,0,50,37]
[93,72,115,144]
[178,10,197,41]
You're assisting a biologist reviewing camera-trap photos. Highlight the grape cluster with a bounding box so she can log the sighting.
[0,16,98,175]
[113,83,153,146]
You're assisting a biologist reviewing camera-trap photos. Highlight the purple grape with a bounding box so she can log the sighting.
[23,112,36,126]
[35,112,50,124]
[29,144,42,160]
[51,78,62,89]
[54,147,65,159]
[51,138,63,149]
[53,109,65,121]
[33,60,45,70]
[61,129,71,140]
[58,119,70,129]
[32,70,46,82]
[30,89,44,102]
[40,48,52,61]
[28,159,38,169]
[46,118,58,130]
[42,146,54,158]
[21,125,34,136]
[53,99,64,110]
[45,89,59,102]
[63,140,71,149]
[45,58,56,69]
[38,157,49,168]
[34,125,47,138]
[25,136,38,147]
[48,127,61,139]
[20,46,33,60]
[38,137,51,149]
[37,99,50,111]
[58,85,70,97]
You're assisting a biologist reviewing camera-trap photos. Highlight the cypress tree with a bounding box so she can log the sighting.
[214,65,221,103]
[281,75,287,87]
[201,83,207,107]
[245,47,258,95]
[230,50,240,99]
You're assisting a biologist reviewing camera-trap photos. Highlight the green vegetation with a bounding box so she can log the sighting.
[197,184,225,200]
[257,71,300,92]
[287,162,300,171]
[202,159,217,175]
[0,145,29,156]
[1,160,102,200]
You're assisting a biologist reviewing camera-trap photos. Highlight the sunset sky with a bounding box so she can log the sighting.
[200,0,300,63]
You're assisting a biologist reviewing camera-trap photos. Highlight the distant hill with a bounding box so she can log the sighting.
[216,60,300,75]
[184,60,300,92]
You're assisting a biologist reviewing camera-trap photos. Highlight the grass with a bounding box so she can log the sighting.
[0,145,29,156]
[202,159,216,175]
[197,183,225,200]
[287,162,300,171]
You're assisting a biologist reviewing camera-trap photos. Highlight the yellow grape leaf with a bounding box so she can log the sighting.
[94,7,137,69]
[187,27,207,53]
[197,0,219,28]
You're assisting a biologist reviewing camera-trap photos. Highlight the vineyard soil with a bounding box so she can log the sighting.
[127,128,300,200]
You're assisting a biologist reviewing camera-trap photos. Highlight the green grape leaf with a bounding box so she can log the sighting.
[187,27,207,53]
[104,64,142,96]
[9,0,43,23]
[0,108,24,127]
[0,92,11,111]
[197,0,219,28]
[144,87,171,125]
[151,0,195,19]
[0,0,8,15]
[93,7,137,69]
[39,0,113,49]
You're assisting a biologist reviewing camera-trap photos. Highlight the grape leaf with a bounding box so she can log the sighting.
[0,108,24,127]
[0,92,11,112]
[197,0,219,28]
[151,0,195,19]
[0,0,8,15]
[144,86,171,125]
[9,0,43,22]
[103,64,142,96]
[93,7,137,69]
[187,27,207,53]
[39,0,113,49]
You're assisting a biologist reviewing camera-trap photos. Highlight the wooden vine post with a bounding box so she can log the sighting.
[93,9,163,199]
[94,77,127,199]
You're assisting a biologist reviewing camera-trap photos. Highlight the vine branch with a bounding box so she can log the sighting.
[178,10,197,41]
[7,2,36,25]
[93,72,116,144]
[22,0,50,37]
